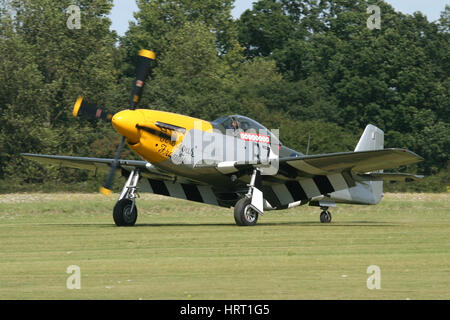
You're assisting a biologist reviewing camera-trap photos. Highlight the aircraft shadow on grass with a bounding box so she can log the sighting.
[45,221,399,228]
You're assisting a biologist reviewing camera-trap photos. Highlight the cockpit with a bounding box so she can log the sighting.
[211,115,265,132]
[211,115,280,144]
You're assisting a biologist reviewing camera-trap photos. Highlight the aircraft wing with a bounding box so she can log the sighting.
[21,153,174,180]
[356,172,424,182]
[279,148,423,176]
[22,153,240,208]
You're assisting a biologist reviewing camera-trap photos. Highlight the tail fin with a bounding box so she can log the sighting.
[355,124,384,203]
[355,124,384,152]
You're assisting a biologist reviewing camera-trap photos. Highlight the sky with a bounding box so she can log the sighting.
[109,0,449,36]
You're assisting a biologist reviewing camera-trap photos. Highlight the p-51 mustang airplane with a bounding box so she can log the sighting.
[22,50,423,226]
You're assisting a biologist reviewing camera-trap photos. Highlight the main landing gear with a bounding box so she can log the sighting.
[234,169,263,226]
[113,169,140,226]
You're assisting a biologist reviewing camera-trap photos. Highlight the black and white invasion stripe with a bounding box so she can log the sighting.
[138,178,220,206]
[268,173,350,208]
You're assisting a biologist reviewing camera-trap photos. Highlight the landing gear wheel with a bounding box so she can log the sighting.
[113,198,138,226]
[320,210,332,223]
[234,197,258,226]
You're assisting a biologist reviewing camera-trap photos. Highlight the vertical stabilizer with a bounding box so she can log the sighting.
[355,124,384,152]
[354,124,384,203]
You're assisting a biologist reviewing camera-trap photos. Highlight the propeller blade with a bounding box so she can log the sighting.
[100,136,126,195]
[73,96,114,122]
[129,49,156,110]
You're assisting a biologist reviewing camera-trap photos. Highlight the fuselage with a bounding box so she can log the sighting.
[112,109,299,187]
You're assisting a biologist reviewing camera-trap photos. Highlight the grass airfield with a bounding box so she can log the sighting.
[0,192,448,300]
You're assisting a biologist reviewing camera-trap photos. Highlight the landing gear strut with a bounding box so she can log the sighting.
[320,206,332,223]
[113,169,140,226]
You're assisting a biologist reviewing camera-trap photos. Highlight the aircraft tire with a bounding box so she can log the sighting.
[234,197,258,226]
[320,210,331,223]
[113,199,138,226]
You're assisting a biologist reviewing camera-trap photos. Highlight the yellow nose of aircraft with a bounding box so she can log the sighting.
[112,110,141,144]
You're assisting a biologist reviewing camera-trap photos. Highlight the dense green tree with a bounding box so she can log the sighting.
[0,0,447,191]
[439,5,450,33]
[118,0,241,120]
[237,0,449,175]
[278,119,358,155]
[0,0,121,184]
[121,0,236,62]
[238,0,297,58]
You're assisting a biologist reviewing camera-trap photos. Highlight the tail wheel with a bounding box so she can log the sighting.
[113,198,138,226]
[320,210,332,223]
[234,197,259,226]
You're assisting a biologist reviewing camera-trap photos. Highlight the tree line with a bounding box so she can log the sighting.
[0,0,448,192]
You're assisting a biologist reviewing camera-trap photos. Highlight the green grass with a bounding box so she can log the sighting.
[0,192,449,300]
